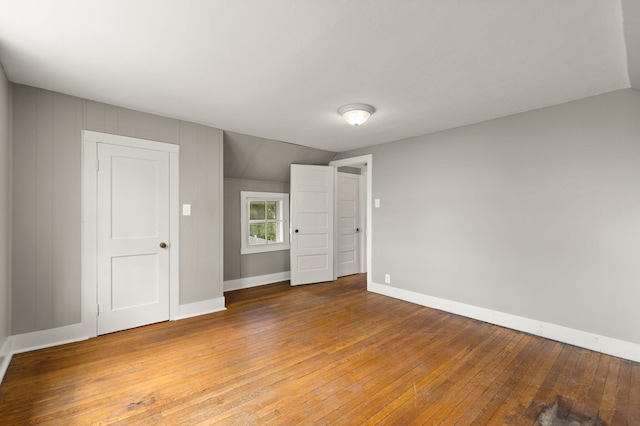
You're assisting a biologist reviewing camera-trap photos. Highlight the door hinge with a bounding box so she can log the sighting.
[96,159,100,172]
[97,303,103,316]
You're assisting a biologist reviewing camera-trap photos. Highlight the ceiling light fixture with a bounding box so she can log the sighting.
[338,103,376,126]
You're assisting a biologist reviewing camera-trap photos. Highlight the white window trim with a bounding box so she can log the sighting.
[240,191,290,255]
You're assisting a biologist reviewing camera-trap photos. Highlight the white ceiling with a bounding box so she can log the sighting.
[0,0,633,152]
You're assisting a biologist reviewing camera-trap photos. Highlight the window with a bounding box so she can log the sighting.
[240,191,290,254]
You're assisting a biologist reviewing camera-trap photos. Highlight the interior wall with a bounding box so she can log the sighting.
[0,65,11,348]
[224,131,336,182]
[622,0,640,89]
[177,123,223,304]
[335,88,640,345]
[11,84,223,335]
[337,166,361,175]
[223,131,335,285]
[224,178,289,282]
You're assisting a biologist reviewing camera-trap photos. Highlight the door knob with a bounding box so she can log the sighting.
[356,228,360,232]
[160,242,167,248]
[295,229,299,233]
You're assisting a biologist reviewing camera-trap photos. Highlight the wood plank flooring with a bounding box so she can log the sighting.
[1,274,638,425]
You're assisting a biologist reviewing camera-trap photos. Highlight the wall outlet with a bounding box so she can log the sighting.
[182,204,191,216]
[384,274,391,284]
[375,198,381,208]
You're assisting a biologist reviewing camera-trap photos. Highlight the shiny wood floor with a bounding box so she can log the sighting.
[1,274,638,425]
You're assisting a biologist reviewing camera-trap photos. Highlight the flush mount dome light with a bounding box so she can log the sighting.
[338,103,376,126]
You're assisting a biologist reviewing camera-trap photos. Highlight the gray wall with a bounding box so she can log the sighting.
[224,131,335,182]
[223,131,334,283]
[12,84,223,334]
[224,178,289,281]
[336,89,640,345]
[0,65,10,348]
[337,166,361,175]
[623,0,640,89]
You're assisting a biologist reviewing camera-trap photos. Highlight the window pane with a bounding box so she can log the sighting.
[249,223,266,244]
[250,201,266,220]
[267,201,277,219]
[267,222,277,242]
[240,191,289,254]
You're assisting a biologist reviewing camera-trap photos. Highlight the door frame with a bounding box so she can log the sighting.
[81,130,180,338]
[329,154,373,288]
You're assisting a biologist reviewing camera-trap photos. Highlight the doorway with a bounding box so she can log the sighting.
[330,155,372,286]
[289,155,372,287]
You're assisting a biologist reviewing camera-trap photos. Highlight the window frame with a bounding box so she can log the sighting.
[240,191,290,255]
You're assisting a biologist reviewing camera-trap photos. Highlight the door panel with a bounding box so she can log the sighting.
[290,164,335,285]
[337,173,360,277]
[111,254,159,310]
[298,212,329,228]
[110,156,160,239]
[97,143,170,335]
[298,254,329,271]
[298,234,328,249]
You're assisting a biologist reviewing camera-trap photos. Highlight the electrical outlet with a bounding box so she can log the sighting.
[384,274,391,284]
[375,198,381,208]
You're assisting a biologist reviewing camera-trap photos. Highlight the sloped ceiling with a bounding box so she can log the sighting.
[0,1,633,152]
[224,131,335,182]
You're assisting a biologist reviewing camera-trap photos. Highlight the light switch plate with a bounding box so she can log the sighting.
[182,204,191,216]
[375,198,381,208]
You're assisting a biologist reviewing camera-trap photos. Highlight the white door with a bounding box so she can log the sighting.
[337,172,360,277]
[96,143,170,335]
[290,164,335,286]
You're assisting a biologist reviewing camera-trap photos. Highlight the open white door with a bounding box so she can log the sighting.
[290,164,335,286]
[337,172,361,277]
[96,142,171,335]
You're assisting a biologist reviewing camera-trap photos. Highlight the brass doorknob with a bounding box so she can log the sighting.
[160,242,167,248]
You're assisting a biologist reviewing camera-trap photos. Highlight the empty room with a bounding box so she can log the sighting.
[0,1,639,424]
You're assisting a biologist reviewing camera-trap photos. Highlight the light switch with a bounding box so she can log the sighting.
[182,204,191,216]
[375,198,381,208]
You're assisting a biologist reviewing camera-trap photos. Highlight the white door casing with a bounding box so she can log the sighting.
[82,131,179,337]
[337,172,361,277]
[290,164,335,286]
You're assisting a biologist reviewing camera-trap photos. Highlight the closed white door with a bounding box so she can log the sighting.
[97,143,170,335]
[290,164,335,286]
[337,172,360,277]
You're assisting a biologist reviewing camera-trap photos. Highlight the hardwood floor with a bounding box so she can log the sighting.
[1,274,638,425]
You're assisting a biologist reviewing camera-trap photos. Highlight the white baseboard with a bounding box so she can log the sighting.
[11,323,90,355]
[369,282,640,363]
[4,298,226,359]
[0,336,13,385]
[224,271,291,292]
[172,296,226,321]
